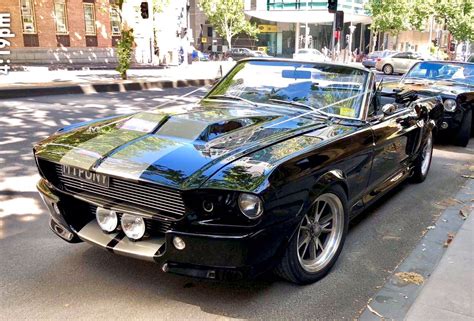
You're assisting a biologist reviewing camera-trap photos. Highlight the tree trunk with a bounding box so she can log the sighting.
[226,34,232,50]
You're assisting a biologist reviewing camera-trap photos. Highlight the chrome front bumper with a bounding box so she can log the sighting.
[77,221,165,262]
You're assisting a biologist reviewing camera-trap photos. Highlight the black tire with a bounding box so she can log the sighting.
[411,131,433,183]
[275,185,349,284]
[454,109,472,147]
[383,64,393,75]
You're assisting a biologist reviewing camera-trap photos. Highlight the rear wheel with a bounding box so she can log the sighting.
[383,64,394,75]
[275,185,348,284]
[454,110,472,147]
[411,131,433,183]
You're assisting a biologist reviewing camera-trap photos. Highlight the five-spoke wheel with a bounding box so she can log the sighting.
[275,185,348,284]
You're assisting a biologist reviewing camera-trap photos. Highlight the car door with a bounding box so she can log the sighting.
[391,53,411,73]
[365,104,422,204]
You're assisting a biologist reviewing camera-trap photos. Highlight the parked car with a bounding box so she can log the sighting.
[375,52,429,75]
[254,50,271,57]
[34,59,442,284]
[226,47,257,61]
[293,48,328,62]
[381,60,473,146]
[362,50,397,69]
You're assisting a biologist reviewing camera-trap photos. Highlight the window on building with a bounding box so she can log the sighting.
[110,7,121,36]
[207,26,213,37]
[83,3,96,36]
[54,0,68,34]
[19,0,36,34]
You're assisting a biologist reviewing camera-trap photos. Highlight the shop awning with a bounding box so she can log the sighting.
[245,10,372,25]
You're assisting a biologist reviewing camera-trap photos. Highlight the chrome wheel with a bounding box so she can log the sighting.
[297,193,345,273]
[421,133,433,176]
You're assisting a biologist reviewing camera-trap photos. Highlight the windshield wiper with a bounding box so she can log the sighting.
[268,98,319,112]
[205,94,258,107]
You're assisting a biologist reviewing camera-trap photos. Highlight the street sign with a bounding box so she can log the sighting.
[201,37,207,43]
[258,25,277,33]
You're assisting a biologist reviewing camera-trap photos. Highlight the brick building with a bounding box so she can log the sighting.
[0,0,121,65]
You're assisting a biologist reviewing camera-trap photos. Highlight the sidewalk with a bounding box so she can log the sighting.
[0,61,235,99]
[405,212,474,321]
[360,179,474,321]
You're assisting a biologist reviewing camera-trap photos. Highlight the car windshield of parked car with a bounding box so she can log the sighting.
[206,60,369,118]
[404,61,474,86]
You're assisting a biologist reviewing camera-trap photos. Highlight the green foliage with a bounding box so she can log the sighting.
[116,28,134,80]
[434,0,474,42]
[199,0,259,49]
[366,0,473,42]
[365,0,411,35]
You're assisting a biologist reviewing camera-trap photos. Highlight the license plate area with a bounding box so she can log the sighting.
[62,165,109,187]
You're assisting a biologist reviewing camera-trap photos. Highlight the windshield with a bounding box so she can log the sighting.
[206,60,369,118]
[405,61,474,86]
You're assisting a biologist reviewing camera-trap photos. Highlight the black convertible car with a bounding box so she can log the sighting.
[382,61,473,147]
[34,59,442,284]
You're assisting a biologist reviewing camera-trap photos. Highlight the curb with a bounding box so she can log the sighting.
[0,78,216,100]
[358,178,474,321]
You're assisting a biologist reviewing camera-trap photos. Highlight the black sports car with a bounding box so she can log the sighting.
[34,59,442,284]
[382,61,474,147]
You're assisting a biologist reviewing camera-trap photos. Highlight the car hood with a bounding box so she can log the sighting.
[383,80,473,97]
[35,102,332,189]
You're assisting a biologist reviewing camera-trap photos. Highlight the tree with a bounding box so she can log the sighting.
[434,0,474,42]
[113,0,169,79]
[199,0,259,50]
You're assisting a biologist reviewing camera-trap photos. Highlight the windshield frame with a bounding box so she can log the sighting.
[203,58,373,121]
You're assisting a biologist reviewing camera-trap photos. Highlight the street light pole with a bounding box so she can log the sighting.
[305,0,309,49]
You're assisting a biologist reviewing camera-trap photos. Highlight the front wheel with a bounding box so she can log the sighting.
[411,131,433,183]
[275,185,348,284]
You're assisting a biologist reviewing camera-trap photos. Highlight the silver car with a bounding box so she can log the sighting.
[375,52,425,75]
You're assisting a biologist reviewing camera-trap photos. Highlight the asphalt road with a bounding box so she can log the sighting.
[1,86,472,320]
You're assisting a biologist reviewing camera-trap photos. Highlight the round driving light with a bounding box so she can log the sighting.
[96,207,118,232]
[202,200,214,213]
[173,236,186,250]
[121,214,146,240]
[238,193,263,219]
[443,99,456,112]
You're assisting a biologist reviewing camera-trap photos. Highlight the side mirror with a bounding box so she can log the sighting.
[382,103,398,115]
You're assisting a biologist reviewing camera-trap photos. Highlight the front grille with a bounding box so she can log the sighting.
[37,159,186,219]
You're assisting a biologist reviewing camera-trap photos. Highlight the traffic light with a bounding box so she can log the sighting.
[140,2,149,19]
[335,10,344,31]
[328,0,337,13]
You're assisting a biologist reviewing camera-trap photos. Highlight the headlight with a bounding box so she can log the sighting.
[443,99,457,112]
[238,193,263,219]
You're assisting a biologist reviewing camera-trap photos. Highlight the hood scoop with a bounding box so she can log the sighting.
[154,114,278,142]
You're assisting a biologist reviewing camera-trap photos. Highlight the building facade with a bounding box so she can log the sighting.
[0,0,192,66]
[244,0,372,57]
[0,0,120,65]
